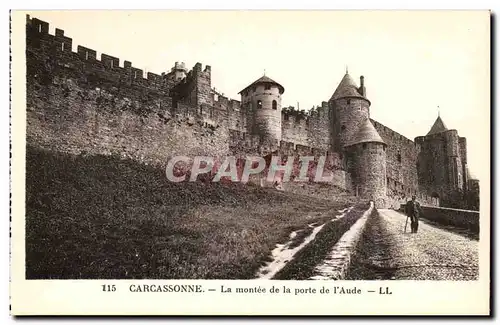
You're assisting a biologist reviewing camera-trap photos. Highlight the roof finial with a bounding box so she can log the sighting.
[263,69,266,76]
[438,105,440,117]
[346,65,349,74]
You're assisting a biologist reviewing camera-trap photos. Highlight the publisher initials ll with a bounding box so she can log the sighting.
[379,287,392,295]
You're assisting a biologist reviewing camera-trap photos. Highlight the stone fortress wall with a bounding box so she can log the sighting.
[26,17,230,165]
[25,15,476,209]
[25,16,345,175]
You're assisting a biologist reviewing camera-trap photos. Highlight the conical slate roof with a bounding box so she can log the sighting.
[330,73,367,101]
[239,75,285,94]
[345,118,385,147]
[426,115,448,135]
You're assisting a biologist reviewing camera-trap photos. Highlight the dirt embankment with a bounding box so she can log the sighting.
[25,146,354,279]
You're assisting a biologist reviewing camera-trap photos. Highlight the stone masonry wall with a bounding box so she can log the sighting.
[400,204,479,234]
[281,102,331,150]
[27,75,230,166]
[347,142,387,208]
[371,119,418,198]
[415,133,450,197]
[282,177,352,201]
[26,15,345,189]
[26,16,230,166]
[331,98,370,152]
[250,84,282,142]
[28,15,464,207]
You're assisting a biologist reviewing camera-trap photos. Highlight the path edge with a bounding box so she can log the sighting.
[310,201,375,280]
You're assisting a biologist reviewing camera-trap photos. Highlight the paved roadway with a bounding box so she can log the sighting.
[348,209,479,280]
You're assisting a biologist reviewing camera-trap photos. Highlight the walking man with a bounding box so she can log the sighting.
[405,195,421,233]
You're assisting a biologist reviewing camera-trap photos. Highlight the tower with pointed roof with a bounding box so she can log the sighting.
[426,115,448,135]
[328,71,388,206]
[239,75,285,144]
[345,118,388,207]
[415,114,468,207]
[329,71,371,153]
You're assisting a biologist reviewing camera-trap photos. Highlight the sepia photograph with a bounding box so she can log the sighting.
[10,9,490,315]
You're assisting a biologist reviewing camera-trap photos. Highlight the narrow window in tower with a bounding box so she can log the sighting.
[110,61,114,68]
[257,100,263,109]
[85,51,89,60]
[265,84,271,90]
[272,100,277,110]
[347,99,351,105]
[38,24,42,33]
[397,152,402,163]
[61,43,65,51]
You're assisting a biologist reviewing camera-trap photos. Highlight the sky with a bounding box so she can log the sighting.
[24,10,490,179]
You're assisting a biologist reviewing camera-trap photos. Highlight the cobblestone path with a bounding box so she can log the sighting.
[348,209,479,280]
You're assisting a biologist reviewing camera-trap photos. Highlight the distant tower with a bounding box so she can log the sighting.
[169,61,187,81]
[344,118,387,207]
[415,114,467,207]
[238,75,285,143]
[329,72,371,153]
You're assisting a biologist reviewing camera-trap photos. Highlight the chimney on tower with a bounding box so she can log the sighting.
[359,76,366,97]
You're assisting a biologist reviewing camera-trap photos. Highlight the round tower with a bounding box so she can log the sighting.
[345,118,387,208]
[417,115,462,204]
[329,72,371,153]
[239,75,284,144]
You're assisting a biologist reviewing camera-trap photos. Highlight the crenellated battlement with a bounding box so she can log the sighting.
[26,15,218,103]
[282,113,308,126]
[25,15,473,209]
[282,102,329,125]
[27,16,161,86]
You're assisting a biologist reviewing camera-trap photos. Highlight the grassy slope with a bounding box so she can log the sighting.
[26,146,354,279]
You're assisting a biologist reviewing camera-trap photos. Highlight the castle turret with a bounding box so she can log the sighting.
[345,118,387,207]
[239,75,284,144]
[416,114,466,207]
[329,72,371,153]
[426,115,448,135]
[166,61,188,82]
